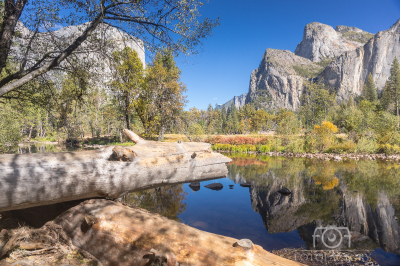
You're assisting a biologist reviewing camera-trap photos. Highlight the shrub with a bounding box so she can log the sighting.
[285,137,304,153]
[355,137,378,154]
[326,140,356,154]
[313,121,338,151]
[257,145,270,153]
[378,144,400,154]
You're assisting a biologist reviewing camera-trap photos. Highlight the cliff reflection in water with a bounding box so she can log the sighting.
[227,154,400,255]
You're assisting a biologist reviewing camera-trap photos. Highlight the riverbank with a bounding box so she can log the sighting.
[214,150,400,161]
[0,199,305,266]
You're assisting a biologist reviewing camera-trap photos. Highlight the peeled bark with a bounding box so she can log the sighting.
[54,199,304,266]
[0,130,231,212]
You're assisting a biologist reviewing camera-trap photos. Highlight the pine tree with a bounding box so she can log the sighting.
[363,73,378,102]
[382,57,400,117]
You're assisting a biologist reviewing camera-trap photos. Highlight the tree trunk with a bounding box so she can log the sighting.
[0,134,231,212]
[53,199,304,266]
[158,121,165,141]
[0,0,28,73]
[28,126,33,142]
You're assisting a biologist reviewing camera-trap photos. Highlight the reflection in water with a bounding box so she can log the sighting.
[11,143,87,154]
[120,185,188,222]
[227,154,400,257]
[5,144,400,264]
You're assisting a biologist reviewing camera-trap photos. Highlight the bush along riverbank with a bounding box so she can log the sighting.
[206,130,400,161]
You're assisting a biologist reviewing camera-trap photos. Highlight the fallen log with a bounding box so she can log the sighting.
[54,199,304,266]
[0,130,231,212]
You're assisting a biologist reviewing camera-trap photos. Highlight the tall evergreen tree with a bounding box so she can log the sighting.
[363,73,378,102]
[382,57,400,117]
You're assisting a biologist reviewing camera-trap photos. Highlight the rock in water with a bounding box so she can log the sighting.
[240,183,251,188]
[189,182,200,192]
[204,183,223,191]
[229,185,234,189]
[278,188,292,196]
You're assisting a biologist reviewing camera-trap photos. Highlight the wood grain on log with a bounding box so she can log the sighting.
[54,199,304,266]
[0,133,231,212]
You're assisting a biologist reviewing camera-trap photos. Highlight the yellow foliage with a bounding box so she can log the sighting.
[313,121,338,151]
[313,176,339,190]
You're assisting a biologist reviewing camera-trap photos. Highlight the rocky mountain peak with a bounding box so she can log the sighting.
[389,18,400,33]
[295,22,372,62]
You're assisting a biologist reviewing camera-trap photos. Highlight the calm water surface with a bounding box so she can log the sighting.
[122,153,400,266]
[8,145,400,265]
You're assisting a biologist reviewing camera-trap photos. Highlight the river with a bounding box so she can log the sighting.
[6,144,400,265]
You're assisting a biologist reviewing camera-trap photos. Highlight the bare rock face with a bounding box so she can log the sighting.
[318,19,400,102]
[295,22,372,62]
[218,93,248,110]
[245,49,323,110]
[11,22,145,89]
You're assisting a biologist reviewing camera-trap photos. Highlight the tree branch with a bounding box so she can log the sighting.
[0,2,106,97]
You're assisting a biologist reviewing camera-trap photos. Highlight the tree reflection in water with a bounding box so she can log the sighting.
[120,185,188,221]
[226,153,400,256]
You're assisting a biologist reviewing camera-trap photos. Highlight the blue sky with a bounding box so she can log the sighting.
[176,0,400,110]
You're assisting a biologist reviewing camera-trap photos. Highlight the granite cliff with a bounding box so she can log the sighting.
[295,22,372,62]
[244,49,323,110]
[217,93,247,110]
[11,22,145,87]
[222,20,400,111]
[318,19,400,102]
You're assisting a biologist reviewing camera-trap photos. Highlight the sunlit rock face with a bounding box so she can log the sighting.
[244,49,322,111]
[318,19,400,103]
[239,21,392,110]
[217,93,247,110]
[11,22,145,88]
[294,22,371,62]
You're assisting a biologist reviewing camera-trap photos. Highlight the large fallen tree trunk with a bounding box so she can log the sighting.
[54,199,304,266]
[0,130,231,212]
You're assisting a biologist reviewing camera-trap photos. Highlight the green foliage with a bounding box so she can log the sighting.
[363,73,378,102]
[293,64,323,78]
[299,81,337,128]
[275,109,300,135]
[342,31,374,43]
[0,103,22,153]
[316,58,334,69]
[326,140,356,154]
[381,57,400,116]
[356,137,378,153]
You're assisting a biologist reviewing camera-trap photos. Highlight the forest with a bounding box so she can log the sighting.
[2,53,400,155]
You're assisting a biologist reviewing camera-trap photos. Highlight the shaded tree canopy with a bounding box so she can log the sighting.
[0,0,219,98]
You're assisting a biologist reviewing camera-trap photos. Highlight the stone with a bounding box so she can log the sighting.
[233,239,253,250]
[333,156,342,161]
[277,188,292,196]
[189,182,200,192]
[204,183,223,191]
[240,182,251,188]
